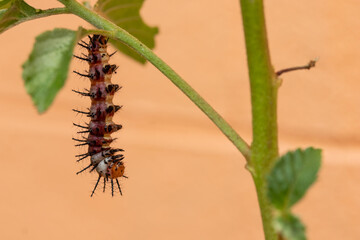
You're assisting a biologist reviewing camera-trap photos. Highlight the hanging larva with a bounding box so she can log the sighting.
[72,35,126,197]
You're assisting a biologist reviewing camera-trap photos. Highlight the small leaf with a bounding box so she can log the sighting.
[274,213,306,240]
[267,147,322,210]
[0,9,7,18]
[94,0,158,64]
[22,28,77,113]
[0,0,13,9]
[0,0,37,33]
[0,0,12,19]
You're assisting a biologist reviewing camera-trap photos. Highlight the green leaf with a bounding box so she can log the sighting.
[0,9,7,18]
[0,0,37,33]
[274,214,306,240]
[22,28,77,113]
[94,0,158,64]
[0,0,13,9]
[267,147,322,210]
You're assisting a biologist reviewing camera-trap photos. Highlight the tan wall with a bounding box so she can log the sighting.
[0,0,359,239]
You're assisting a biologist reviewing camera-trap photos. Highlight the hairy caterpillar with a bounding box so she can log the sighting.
[73,35,126,197]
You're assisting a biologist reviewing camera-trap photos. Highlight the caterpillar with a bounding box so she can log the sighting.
[73,35,126,197]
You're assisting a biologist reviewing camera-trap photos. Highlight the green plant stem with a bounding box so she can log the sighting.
[239,0,279,239]
[0,7,70,33]
[36,7,71,16]
[58,0,251,160]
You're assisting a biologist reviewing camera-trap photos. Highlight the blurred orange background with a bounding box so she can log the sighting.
[0,0,359,239]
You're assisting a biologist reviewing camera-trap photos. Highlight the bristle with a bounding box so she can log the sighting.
[73,55,90,62]
[109,51,117,57]
[72,137,87,142]
[75,153,89,157]
[111,179,114,197]
[72,109,90,115]
[75,143,88,147]
[81,40,89,46]
[76,154,89,162]
[76,164,91,175]
[90,175,101,197]
[73,123,88,129]
[73,70,92,79]
[90,165,97,173]
[115,105,122,112]
[72,89,90,97]
[116,179,122,196]
[77,130,90,134]
[78,42,89,49]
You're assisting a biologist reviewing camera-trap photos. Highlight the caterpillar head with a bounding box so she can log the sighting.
[96,155,125,179]
[109,161,125,179]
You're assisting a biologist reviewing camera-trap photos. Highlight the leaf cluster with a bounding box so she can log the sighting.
[0,0,158,112]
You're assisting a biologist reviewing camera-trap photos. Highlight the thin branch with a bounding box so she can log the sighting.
[37,7,71,16]
[0,7,71,34]
[59,0,251,160]
[276,59,318,76]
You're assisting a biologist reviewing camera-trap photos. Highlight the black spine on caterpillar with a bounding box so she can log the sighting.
[73,35,126,197]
